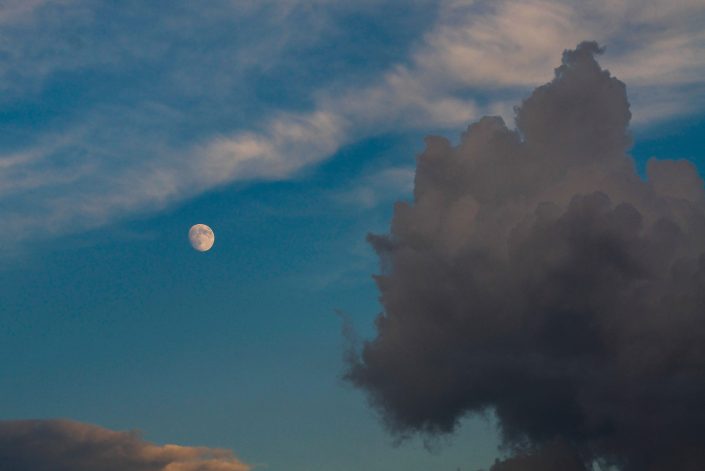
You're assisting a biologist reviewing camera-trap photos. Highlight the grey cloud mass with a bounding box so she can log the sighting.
[347,42,705,470]
[0,420,250,471]
[488,441,588,471]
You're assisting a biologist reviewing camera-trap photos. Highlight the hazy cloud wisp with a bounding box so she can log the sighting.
[0,0,704,241]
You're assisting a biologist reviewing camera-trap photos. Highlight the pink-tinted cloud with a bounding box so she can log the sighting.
[0,420,251,471]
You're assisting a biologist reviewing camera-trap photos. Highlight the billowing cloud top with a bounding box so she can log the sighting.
[347,42,705,470]
[0,420,250,471]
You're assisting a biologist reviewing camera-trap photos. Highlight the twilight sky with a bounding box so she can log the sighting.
[1,1,705,470]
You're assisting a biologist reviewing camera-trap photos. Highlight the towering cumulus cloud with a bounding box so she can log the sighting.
[0,420,250,471]
[347,42,705,470]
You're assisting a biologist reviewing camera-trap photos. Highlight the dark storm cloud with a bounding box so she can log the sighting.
[0,420,250,471]
[489,441,588,471]
[346,42,705,470]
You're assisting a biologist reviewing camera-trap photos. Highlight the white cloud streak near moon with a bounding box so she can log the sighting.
[0,0,704,241]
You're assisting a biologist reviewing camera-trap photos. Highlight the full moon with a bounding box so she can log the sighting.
[189,224,215,252]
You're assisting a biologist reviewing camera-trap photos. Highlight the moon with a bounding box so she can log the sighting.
[189,224,215,252]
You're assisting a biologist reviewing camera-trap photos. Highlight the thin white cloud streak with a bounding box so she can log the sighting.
[436,0,705,118]
[207,0,705,182]
[0,0,61,24]
[333,166,416,210]
[1,0,704,240]
[201,111,348,183]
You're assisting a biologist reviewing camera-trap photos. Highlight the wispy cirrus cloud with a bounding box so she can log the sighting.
[0,0,703,241]
[333,166,415,210]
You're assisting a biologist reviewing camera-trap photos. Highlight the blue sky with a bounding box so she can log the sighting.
[1,1,704,470]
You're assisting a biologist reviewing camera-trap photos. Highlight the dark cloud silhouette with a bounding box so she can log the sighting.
[347,42,705,470]
[0,419,250,471]
[489,442,588,471]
